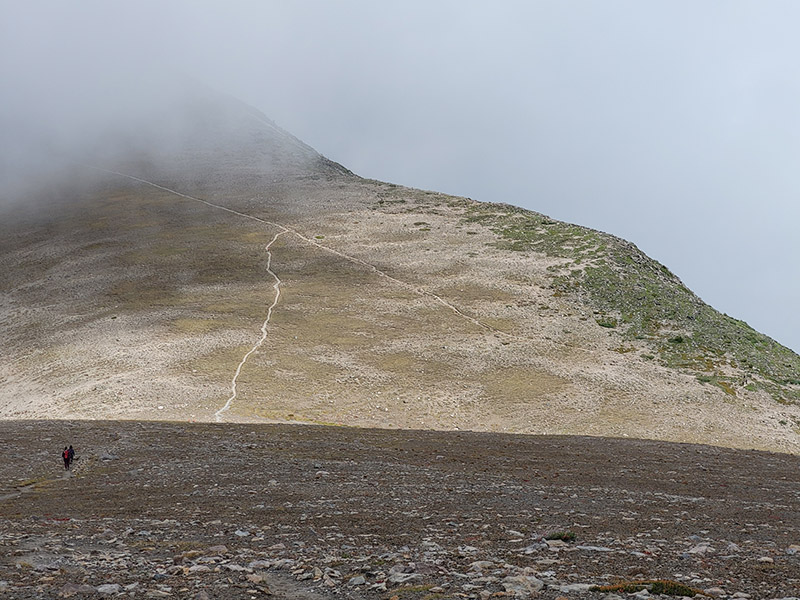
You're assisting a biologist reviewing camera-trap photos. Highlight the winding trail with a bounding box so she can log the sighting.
[214,229,286,422]
[86,166,508,420]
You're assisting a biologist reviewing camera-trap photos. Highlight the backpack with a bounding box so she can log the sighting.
[63,449,69,460]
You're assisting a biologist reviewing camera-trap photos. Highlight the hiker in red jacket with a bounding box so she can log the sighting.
[62,446,70,470]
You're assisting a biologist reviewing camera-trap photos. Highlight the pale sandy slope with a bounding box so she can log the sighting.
[2,89,798,452]
[2,163,798,454]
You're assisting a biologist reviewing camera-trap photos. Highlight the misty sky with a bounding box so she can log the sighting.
[2,1,798,353]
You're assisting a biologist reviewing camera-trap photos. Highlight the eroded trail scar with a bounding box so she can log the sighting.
[85,166,292,420]
[87,166,510,419]
[87,167,501,334]
[215,229,286,422]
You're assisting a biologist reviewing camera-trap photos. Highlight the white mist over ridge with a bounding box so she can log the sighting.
[1,1,798,353]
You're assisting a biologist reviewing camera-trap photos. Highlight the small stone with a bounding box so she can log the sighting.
[757,556,774,563]
[463,583,482,591]
[389,564,412,575]
[502,575,544,596]
[234,529,250,537]
[348,575,366,586]
[247,574,264,584]
[421,541,444,552]
[97,583,121,595]
[189,565,211,573]
[195,592,211,600]
[688,543,712,555]
[704,588,726,597]
[559,583,591,593]
[388,573,421,584]
[207,544,228,554]
[469,560,495,572]
[787,545,800,555]
[726,542,742,553]
[272,558,295,570]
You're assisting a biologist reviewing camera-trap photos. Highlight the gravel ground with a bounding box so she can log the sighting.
[1,421,799,599]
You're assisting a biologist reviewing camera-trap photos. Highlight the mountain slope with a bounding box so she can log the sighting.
[1,89,798,452]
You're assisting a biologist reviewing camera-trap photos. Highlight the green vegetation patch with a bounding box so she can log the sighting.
[451,201,800,405]
[596,317,618,329]
[696,374,738,396]
[544,530,576,542]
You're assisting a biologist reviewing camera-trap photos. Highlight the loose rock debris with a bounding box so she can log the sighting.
[1,420,799,599]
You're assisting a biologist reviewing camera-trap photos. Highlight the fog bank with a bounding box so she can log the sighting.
[2,1,798,352]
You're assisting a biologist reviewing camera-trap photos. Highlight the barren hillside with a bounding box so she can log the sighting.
[1,90,798,452]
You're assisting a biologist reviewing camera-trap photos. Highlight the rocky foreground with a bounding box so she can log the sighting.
[0,421,799,599]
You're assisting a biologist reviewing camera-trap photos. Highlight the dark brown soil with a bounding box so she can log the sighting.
[1,421,799,598]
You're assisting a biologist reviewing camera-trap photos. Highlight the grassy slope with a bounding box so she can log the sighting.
[450,199,800,405]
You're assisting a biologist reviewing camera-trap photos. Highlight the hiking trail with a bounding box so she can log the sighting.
[85,166,510,421]
[214,229,286,422]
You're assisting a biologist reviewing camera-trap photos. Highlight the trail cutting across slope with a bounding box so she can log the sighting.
[87,167,500,334]
[86,166,509,420]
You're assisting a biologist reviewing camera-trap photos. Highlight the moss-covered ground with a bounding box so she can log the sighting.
[429,199,800,405]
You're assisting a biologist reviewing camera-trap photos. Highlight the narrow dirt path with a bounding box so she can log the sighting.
[84,166,514,421]
[87,166,503,334]
[214,229,286,422]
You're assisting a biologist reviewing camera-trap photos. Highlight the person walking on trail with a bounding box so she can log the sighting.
[62,446,70,470]
[67,445,75,467]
